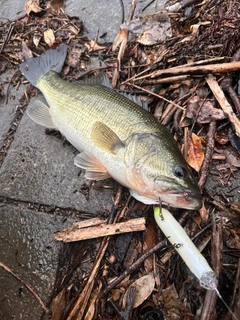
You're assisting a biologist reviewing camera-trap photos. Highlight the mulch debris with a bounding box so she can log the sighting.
[0,0,240,319]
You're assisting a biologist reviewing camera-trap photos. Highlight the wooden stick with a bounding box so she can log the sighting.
[134,61,240,81]
[0,262,49,315]
[130,83,185,110]
[54,217,146,242]
[206,74,240,137]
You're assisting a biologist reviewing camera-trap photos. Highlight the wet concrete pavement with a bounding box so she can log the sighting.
[0,0,167,319]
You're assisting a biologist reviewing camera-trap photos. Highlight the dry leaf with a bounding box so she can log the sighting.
[123,274,155,309]
[22,42,33,60]
[66,45,84,68]
[46,288,66,320]
[84,288,99,320]
[224,227,240,249]
[44,29,55,47]
[143,215,157,273]
[186,96,226,123]
[223,147,240,167]
[24,0,42,15]
[111,28,128,87]
[199,200,208,222]
[187,133,205,172]
[215,127,229,145]
[85,40,106,52]
[112,28,127,52]
[33,33,42,47]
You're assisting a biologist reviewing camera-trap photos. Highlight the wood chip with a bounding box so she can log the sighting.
[54,217,146,242]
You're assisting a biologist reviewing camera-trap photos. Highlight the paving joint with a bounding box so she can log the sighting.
[0,196,104,220]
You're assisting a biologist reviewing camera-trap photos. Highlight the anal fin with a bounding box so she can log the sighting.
[74,152,110,181]
[27,100,57,129]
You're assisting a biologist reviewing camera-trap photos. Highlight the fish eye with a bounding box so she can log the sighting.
[174,165,185,178]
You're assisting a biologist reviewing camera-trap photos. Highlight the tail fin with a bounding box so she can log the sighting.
[20,43,68,87]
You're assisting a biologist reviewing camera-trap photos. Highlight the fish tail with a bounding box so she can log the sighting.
[20,43,68,87]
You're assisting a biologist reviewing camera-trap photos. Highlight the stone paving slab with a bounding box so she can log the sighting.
[0,203,76,320]
[0,0,167,43]
[0,1,167,318]
[0,96,115,214]
[0,70,26,148]
[65,0,159,43]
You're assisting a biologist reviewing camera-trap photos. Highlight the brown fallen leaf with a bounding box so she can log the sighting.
[44,29,55,47]
[198,200,208,222]
[160,283,186,317]
[84,287,99,320]
[143,214,157,273]
[223,147,240,167]
[224,227,240,249]
[33,32,42,48]
[112,28,128,87]
[24,0,42,15]
[122,274,155,309]
[186,96,226,123]
[45,288,66,320]
[112,28,127,52]
[85,40,106,52]
[187,132,205,172]
[215,127,229,145]
[21,42,33,60]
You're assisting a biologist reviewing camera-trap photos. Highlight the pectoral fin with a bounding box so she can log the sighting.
[74,152,111,181]
[91,121,125,154]
[27,100,57,129]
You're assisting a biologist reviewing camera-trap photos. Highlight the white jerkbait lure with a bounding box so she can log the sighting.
[154,207,238,319]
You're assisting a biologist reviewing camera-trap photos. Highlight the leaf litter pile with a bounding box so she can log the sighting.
[1,0,240,319]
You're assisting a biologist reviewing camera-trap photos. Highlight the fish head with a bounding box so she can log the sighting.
[125,133,202,209]
[153,163,202,209]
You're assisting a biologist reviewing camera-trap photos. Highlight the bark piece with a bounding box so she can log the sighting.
[54,217,146,242]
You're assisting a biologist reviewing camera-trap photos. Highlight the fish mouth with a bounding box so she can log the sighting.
[165,189,202,210]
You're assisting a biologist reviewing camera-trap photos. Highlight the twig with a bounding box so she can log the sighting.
[198,121,216,191]
[130,83,185,110]
[206,74,240,137]
[225,258,240,319]
[142,75,190,85]
[5,69,18,104]
[99,239,166,298]
[66,186,123,319]
[127,0,137,23]
[0,261,49,315]
[108,287,136,320]
[200,216,222,320]
[221,77,240,115]
[119,0,125,24]
[0,22,15,54]
[121,49,169,85]
[133,61,240,81]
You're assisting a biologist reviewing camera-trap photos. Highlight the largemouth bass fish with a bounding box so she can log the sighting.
[20,43,201,209]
